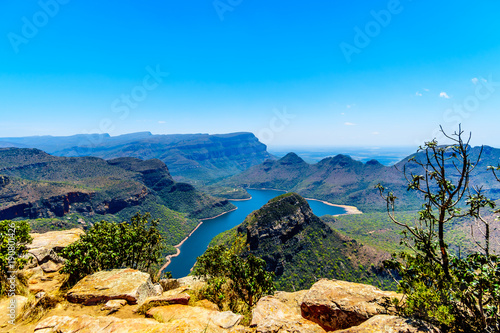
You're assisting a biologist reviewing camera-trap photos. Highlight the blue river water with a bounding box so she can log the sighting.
[167,189,347,278]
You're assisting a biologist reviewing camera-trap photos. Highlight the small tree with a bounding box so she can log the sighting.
[193,235,275,310]
[377,126,500,332]
[61,213,164,282]
[0,220,32,295]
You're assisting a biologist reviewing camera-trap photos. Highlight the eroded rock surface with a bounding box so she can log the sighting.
[146,304,243,331]
[301,279,402,331]
[66,268,156,305]
[335,315,440,333]
[251,291,326,333]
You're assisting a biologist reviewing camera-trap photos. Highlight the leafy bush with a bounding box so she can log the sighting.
[0,220,32,295]
[61,213,164,282]
[193,235,275,311]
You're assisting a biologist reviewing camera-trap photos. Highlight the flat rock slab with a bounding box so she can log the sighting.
[301,279,402,331]
[147,304,243,331]
[251,292,326,333]
[137,292,190,314]
[335,315,441,333]
[34,315,170,333]
[66,268,156,305]
[28,228,85,266]
[29,228,85,252]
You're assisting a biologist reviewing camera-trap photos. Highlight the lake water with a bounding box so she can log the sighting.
[167,189,347,278]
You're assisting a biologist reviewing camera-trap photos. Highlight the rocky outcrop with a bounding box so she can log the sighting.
[26,228,85,269]
[34,315,171,333]
[237,192,330,275]
[137,288,191,314]
[300,279,402,331]
[146,304,243,331]
[335,315,440,333]
[66,268,158,305]
[251,291,326,332]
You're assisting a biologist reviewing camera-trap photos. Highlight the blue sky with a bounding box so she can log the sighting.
[1,0,500,148]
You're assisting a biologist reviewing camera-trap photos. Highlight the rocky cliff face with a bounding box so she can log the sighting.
[0,148,234,223]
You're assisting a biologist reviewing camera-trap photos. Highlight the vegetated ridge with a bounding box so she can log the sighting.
[210,192,393,291]
[0,147,235,252]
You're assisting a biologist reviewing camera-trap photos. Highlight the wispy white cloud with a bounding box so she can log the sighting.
[158,120,166,124]
[415,92,422,97]
[423,88,429,92]
[341,112,345,115]
[372,131,380,135]
[439,92,450,99]
[471,78,478,85]
[344,122,356,126]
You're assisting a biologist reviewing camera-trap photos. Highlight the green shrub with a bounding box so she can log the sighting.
[193,235,275,311]
[0,220,32,296]
[61,213,164,282]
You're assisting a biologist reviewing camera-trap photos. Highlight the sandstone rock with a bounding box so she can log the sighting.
[137,292,190,314]
[251,293,326,333]
[40,260,63,273]
[159,278,180,291]
[177,275,205,289]
[101,299,127,311]
[27,268,67,294]
[29,228,85,252]
[153,283,163,296]
[34,315,169,333]
[147,304,243,331]
[335,315,440,333]
[0,295,28,326]
[66,268,156,305]
[301,279,402,331]
[194,299,220,311]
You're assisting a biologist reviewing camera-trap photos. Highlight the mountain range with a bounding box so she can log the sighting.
[223,146,500,212]
[0,132,273,185]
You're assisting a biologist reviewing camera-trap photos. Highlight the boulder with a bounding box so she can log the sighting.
[159,278,179,291]
[29,228,85,252]
[335,315,440,333]
[66,268,156,305]
[146,304,243,331]
[137,291,190,314]
[301,279,402,331]
[40,260,64,273]
[153,283,163,296]
[251,291,326,333]
[27,228,85,266]
[101,299,127,312]
[177,275,205,289]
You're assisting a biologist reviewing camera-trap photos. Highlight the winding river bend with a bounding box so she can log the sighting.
[167,189,349,278]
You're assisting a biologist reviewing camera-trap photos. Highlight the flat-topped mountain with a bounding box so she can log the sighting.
[0,132,274,184]
[211,193,391,291]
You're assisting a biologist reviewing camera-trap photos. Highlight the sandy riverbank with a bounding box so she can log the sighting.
[304,197,363,215]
